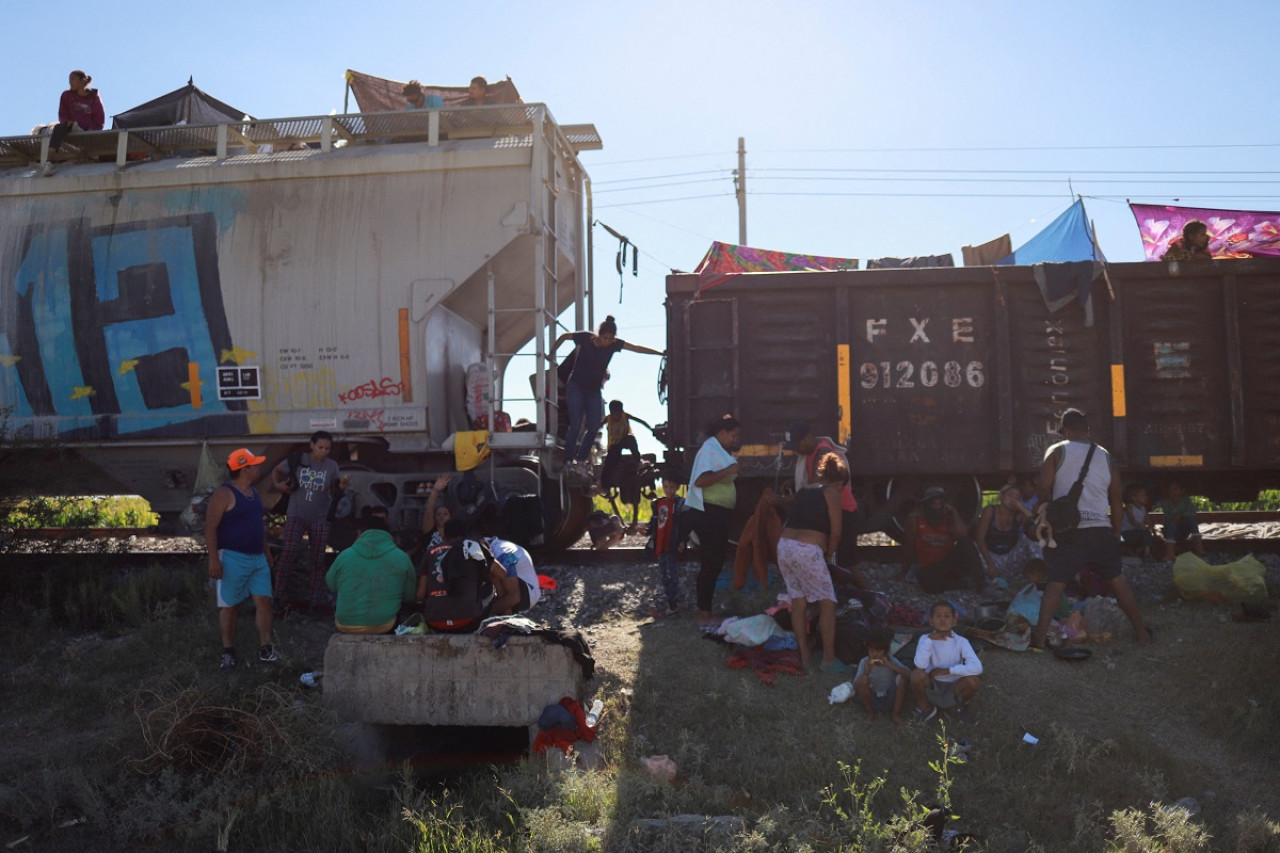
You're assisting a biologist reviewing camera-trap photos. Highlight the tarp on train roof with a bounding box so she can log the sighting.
[693,240,859,291]
[1130,203,1280,260]
[995,198,1105,266]
[112,79,252,129]
[344,69,522,114]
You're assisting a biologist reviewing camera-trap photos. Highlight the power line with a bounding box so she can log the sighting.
[595,193,733,209]
[753,166,1280,176]
[593,204,721,243]
[594,178,728,194]
[749,175,1280,186]
[593,169,727,186]
[747,190,1280,200]
[590,151,729,167]
[755,141,1280,154]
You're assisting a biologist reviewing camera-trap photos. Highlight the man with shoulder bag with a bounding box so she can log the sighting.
[1033,409,1152,648]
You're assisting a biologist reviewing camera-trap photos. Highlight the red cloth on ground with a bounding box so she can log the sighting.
[726,646,803,685]
[733,489,780,590]
[531,696,596,755]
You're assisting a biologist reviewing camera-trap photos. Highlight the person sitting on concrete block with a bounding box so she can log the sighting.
[326,508,417,634]
[418,520,505,633]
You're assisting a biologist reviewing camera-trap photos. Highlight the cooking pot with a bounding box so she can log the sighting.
[974,601,1007,620]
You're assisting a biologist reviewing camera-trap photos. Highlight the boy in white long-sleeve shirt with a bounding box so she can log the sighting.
[910,600,983,723]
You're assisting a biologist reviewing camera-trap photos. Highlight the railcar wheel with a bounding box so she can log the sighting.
[544,479,593,552]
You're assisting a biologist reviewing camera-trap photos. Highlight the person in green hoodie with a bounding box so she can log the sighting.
[325,508,417,634]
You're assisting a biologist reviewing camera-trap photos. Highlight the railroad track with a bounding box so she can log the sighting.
[1,510,1276,570]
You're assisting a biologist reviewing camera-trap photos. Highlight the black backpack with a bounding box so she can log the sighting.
[421,539,494,628]
[499,494,545,547]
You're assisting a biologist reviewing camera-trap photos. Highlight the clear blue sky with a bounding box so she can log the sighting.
[6,0,1277,455]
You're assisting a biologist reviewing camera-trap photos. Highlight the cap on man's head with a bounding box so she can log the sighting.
[227,448,266,471]
[784,420,811,451]
[1057,408,1088,433]
[922,486,947,502]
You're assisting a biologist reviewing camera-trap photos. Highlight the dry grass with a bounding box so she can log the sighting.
[1,564,1279,851]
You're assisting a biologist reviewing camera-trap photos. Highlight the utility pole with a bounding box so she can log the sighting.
[734,136,747,244]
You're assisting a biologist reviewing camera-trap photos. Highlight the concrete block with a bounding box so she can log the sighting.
[324,633,586,727]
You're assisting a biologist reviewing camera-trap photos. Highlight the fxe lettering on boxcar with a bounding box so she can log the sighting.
[863,316,976,344]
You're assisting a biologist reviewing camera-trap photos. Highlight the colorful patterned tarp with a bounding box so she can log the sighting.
[694,241,858,291]
[1130,204,1280,260]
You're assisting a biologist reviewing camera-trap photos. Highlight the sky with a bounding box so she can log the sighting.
[6,0,1278,457]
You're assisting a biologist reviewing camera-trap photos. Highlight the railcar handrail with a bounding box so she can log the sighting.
[0,105,602,169]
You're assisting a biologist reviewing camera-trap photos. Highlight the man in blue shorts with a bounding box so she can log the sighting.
[206,448,277,670]
[1033,409,1152,648]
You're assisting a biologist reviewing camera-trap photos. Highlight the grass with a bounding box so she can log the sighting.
[1,563,1278,851]
[3,494,158,529]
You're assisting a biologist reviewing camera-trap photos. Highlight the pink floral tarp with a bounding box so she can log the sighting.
[1130,203,1280,260]
[694,241,858,291]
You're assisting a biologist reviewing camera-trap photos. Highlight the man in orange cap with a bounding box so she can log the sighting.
[206,448,277,671]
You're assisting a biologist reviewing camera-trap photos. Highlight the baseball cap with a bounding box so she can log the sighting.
[1056,408,1088,433]
[922,486,947,502]
[783,420,811,451]
[227,448,266,471]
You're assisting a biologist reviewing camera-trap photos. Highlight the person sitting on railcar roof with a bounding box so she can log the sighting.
[402,79,444,110]
[1161,220,1213,262]
[50,70,104,152]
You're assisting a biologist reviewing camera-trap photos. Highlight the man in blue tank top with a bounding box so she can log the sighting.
[206,448,277,671]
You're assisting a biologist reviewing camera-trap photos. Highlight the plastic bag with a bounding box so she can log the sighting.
[828,681,854,705]
[1173,553,1268,604]
[179,442,223,543]
[1080,596,1127,640]
[640,755,678,782]
[1008,583,1043,624]
[722,613,782,647]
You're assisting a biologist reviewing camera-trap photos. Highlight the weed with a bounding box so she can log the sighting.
[1231,807,1280,853]
[1048,721,1117,776]
[1108,802,1214,852]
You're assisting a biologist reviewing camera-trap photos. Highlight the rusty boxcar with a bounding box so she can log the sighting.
[664,259,1280,520]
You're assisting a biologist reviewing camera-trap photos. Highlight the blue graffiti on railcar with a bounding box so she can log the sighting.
[3,210,246,437]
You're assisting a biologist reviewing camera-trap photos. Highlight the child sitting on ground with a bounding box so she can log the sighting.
[853,628,910,726]
[1155,480,1205,560]
[910,601,983,724]
[648,471,686,615]
[587,510,626,550]
[1120,483,1157,561]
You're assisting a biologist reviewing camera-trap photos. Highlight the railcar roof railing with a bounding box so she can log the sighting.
[0,104,602,169]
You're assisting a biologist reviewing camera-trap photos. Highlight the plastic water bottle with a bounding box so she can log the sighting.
[585,699,603,728]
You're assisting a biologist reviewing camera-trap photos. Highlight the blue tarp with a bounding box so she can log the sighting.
[995,199,1104,265]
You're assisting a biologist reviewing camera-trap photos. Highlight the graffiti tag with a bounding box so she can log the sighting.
[339,376,403,405]
[347,409,388,431]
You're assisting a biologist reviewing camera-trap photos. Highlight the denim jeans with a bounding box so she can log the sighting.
[565,382,603,463]
[658,552,680,609]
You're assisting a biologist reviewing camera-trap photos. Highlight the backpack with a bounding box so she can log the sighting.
[421,539,494,629]
[498,494,545,547]
[447,470,496,527]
